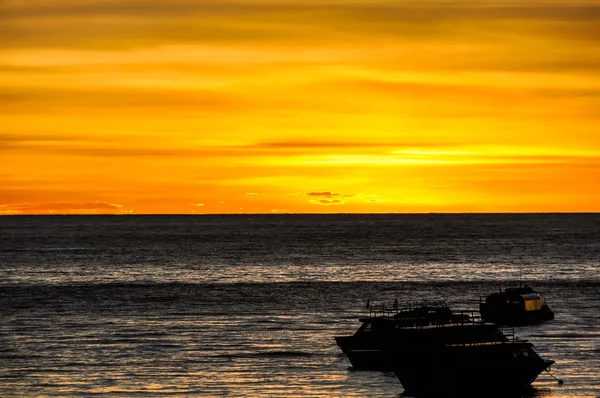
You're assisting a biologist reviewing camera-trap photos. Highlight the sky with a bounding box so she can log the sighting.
[1,0,600,214]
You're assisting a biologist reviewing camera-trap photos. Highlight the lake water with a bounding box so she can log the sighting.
[1,214,599,396]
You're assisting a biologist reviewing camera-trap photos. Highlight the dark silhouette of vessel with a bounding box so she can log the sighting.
[393,337,554,396]
[335,301,555,396]
[336,302,475,371]
[479,284,554,325]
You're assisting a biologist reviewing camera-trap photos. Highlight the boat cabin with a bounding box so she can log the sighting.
[486,292,544,312]
[479,285,554,325]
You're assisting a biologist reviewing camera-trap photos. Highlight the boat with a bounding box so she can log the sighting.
[479,284,555,325]
[335,301,500,371]
[393,335,554,396]
[336,301,555,396]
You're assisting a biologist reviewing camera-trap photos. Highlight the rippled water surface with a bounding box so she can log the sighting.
[1,214,599,396]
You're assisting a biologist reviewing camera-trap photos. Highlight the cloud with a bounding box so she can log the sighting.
[304,191,339,197]
[309,199,344,206]
[304,191,354,198]
[1,132,470,159]
[0,133,81,150]
[302,192,353,206]
[3,1,600,50]
[0,201,124,214]
[5,2,600,24]
[254,140,463,149]
[0,87,247,115]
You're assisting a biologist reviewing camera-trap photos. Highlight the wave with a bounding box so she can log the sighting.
[532,333,598,339]
[255,351,315,358]
[211,351,315,359]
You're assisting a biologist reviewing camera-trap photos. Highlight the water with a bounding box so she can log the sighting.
[1,214,599,396]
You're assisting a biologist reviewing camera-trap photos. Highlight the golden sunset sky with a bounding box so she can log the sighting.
[2,0,600,214]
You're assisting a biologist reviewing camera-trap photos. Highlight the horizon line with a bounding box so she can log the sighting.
[2,211,599,216]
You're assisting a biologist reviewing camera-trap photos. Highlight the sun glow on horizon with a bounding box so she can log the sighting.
[2,0,600,214]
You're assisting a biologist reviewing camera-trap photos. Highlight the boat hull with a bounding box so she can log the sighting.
[336,323,508,371]
[393,343,553,396]
[335,335,398,371]
[480,303,554,325]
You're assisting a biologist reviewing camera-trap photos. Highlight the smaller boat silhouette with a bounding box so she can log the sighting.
[479,284,554,326]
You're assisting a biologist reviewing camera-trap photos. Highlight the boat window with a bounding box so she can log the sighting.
[524,298,542,311]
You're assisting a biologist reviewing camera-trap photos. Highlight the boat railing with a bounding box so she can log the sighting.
[448,326,520,345]
[389,310,479,329]
[366,306,490,329]
[366,300,448,318]
[499,326,518,342]
[443,309,482,326]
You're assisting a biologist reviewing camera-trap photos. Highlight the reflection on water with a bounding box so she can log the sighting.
[1,215,599,396]
[1,281,599,397]
[2,214,600,286]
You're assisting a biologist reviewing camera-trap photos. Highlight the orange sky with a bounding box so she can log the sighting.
[2,0,600,214]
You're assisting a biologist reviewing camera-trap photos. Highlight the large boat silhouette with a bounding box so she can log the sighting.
[335,301,555,396]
